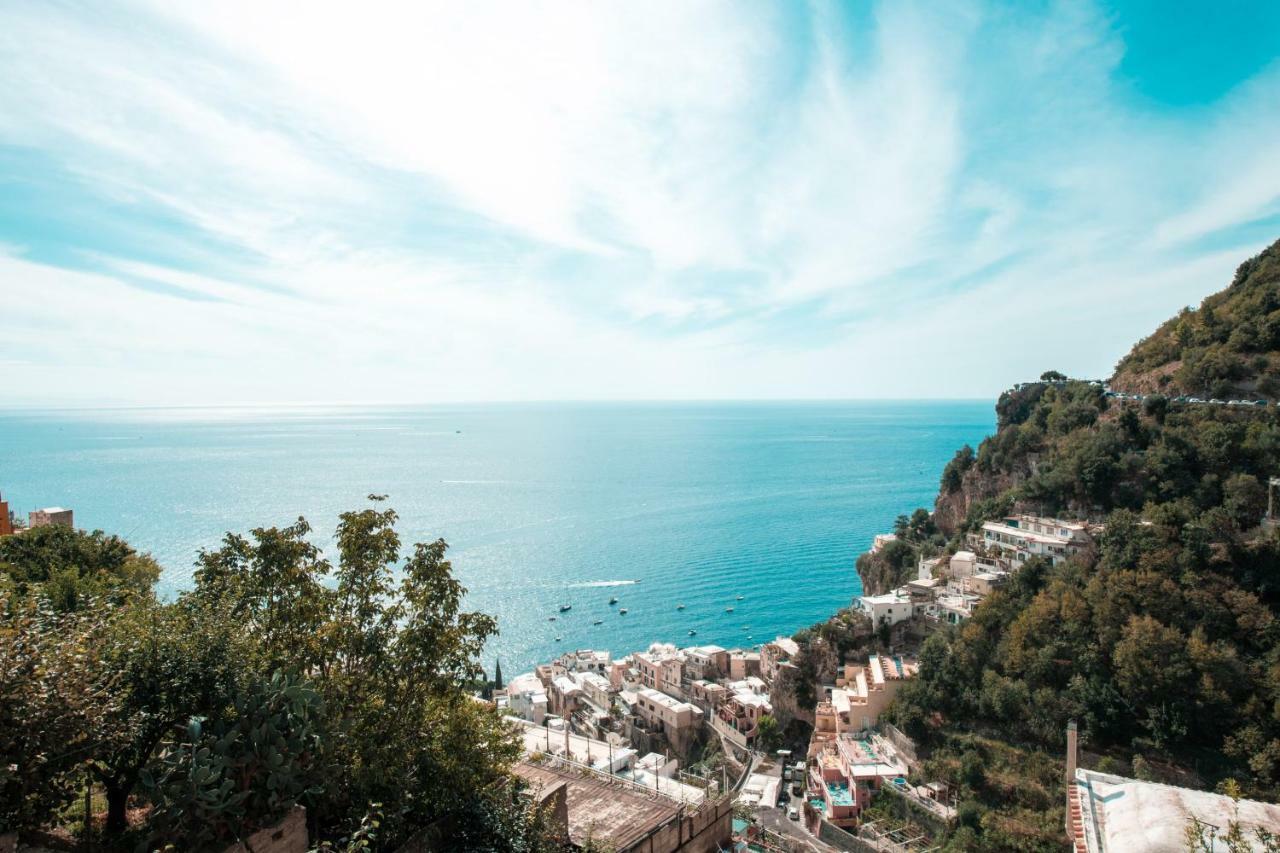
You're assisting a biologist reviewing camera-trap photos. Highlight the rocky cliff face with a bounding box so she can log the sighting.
[932,462,1020,537]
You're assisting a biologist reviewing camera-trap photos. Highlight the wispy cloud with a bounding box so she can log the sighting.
[1,0,1278,405]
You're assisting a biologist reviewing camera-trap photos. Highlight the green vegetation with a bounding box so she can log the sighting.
[837,239,1280,851]
[854,508,945,595]
[0,500,573,851]
[883,379,1280,850]
[1114,237,1280,398]
[0,523,159,610]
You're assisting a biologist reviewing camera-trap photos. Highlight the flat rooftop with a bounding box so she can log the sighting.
[1076,768,1280,852]
[638,687,685,708]
[514,761,681,849]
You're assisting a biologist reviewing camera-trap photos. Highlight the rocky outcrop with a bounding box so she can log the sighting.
[932,463,1021,537]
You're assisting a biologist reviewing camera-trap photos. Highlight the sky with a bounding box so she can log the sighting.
[2,1,1279,406]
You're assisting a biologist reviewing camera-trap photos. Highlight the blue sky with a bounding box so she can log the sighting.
[1,1,1279,405]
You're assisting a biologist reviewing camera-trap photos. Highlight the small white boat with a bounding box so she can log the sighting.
[619,608,628,615]
[676,603,685,610]
[725,607,734,613]
[736,595,744,600]
[593,620,603,625]
[559,604,572,612]
[688,629,697,636]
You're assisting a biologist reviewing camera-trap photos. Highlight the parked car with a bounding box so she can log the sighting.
[788,807,800,821]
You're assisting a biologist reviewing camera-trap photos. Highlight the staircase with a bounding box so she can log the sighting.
[1066,781,1088,853]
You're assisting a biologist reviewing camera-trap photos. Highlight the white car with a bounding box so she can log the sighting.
[788,807,800,821]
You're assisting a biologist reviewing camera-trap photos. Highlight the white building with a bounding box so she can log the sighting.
[635,752,678,778]
[858,589,914,628]
[503,672,549,725]
[558,648,613,675]
[980,515,1091,567]
[574,670,614,711]
[871,533,897,553]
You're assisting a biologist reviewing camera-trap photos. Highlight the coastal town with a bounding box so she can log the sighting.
[9,482,1280,852]
[9,371,1280,852]
[489,501,1280,852]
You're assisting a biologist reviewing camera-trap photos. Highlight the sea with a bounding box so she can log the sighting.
[0,401,993,676]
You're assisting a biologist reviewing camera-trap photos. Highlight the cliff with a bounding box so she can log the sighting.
[866,237,1280,852]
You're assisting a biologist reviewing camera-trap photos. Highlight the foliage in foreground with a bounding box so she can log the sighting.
[0,500,569,852]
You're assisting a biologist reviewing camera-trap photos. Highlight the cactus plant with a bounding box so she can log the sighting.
[142,670,321,851]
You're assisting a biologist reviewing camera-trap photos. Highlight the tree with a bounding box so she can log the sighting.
[192,497,519,846]
[1040,370,1068,381]
[494,659,504,692]
[0,589,119,836]
[91,599,248,834]
[0,525,159,611]
[1223,473,1266,529]
[193,517,333,674]
[755,715,781,753]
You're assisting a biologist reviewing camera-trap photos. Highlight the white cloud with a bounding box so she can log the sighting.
[0,0,1278,406]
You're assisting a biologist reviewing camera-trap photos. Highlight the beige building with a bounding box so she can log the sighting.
[728,651,761,680]
[681,645,729,681]
[818,654,919,736]
[29,506,73,528]
[686,679,728,712]
[634,645,684,696]
[1064,722,1280,852]
[760,636,799,684]
[634,687,702,734]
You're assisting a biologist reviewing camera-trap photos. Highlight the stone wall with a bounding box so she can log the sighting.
[625,796,732,853]
[817,819,877,853]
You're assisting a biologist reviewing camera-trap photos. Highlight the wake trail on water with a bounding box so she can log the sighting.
[566,580,639,588]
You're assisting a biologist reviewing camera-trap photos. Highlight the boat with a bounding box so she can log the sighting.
[593,619,603,625]
[548,616,557,621]
[559,604,572,612]
[725,607,734,613]
[619,608,628,615]
[609,596,618,605]
[555,636,562,641]
[736,595,744,600]
[688,629,697,636]
[676,603,685,610]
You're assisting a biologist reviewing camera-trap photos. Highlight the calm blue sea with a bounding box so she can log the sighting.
[0,401,993,676]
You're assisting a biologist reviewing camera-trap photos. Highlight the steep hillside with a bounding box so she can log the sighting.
[1111,237,1280,397]
[849,238,1280,852]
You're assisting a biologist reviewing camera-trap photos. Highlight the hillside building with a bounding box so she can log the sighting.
[29,506,73,528]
